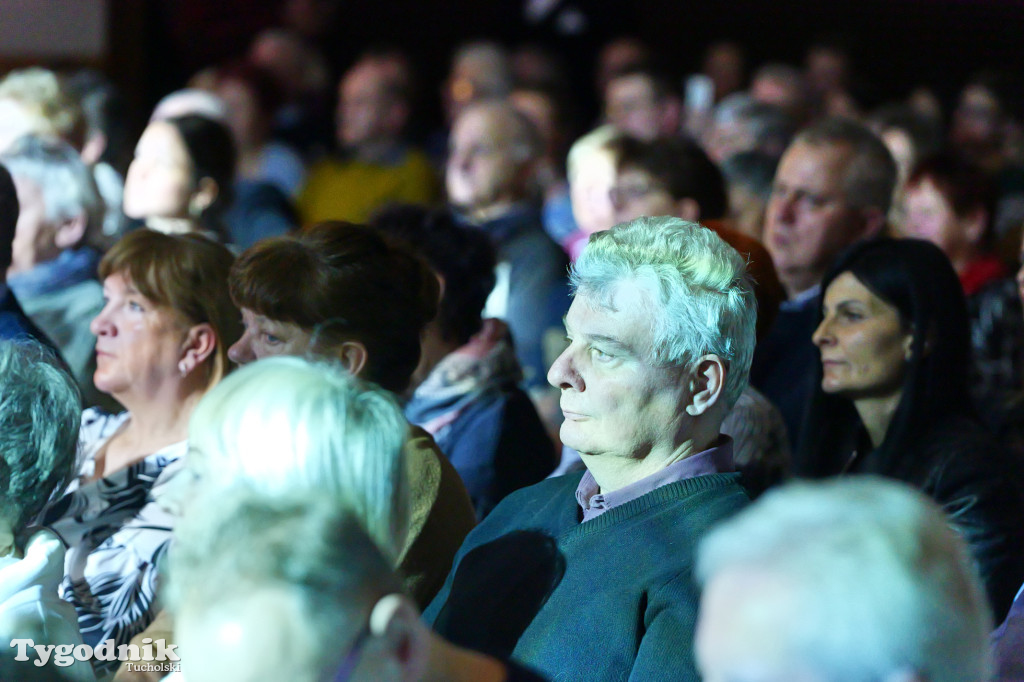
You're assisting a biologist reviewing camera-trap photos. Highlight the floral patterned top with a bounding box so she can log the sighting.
[44,408,186,675]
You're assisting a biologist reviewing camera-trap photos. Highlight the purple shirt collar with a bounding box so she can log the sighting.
[575,436,734,523]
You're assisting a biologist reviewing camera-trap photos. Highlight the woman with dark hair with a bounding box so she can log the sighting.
[796,237,1024,621]
[227,221,477,607]
[122,114,236,239]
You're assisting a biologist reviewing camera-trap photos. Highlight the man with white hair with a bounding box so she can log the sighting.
[1,134,111,410]
[425,216,756,680]
[695,477,993,682]
[446,99,570,433]
[168,489,547,682]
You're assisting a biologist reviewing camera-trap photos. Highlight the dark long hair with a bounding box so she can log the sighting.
[795,238,973,484]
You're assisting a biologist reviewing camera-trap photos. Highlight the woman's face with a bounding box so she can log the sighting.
[123,121,195,220]
[228,307,313,365]
[900,178,967,259]
[90,272,192,400]
[812,271,913,400]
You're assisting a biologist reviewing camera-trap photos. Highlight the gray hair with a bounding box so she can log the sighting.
[696,477,992,682]
[572,216,756,407]
[460,99,543,164]
[187,355,410,562]
[0,339,81,537]
[793,116,898,214]
[168,488,402,673]
[0,134,103,248]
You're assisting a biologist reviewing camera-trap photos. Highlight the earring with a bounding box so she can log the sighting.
[178,361,188,377]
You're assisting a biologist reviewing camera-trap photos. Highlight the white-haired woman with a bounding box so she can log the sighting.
[113,356,411,682]
[185,355,410,558]
[0,340,95,681]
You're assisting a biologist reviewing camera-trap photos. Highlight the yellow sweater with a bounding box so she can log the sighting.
[298,149,439,226]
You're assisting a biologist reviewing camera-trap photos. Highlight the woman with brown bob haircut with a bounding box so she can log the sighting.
[44,229,241,675]
[228,221,477,607]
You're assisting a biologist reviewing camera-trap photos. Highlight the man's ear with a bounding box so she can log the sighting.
[684,354,727,417]
[179,322,218,376]
[333,340,369,378]
[53,213,88,250]
[368,594,430,681]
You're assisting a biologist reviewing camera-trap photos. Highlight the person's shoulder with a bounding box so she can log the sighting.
[479,472,584,528]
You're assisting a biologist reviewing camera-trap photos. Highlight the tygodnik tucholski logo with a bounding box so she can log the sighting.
[10,637,180,671]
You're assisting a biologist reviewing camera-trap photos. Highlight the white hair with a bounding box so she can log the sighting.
[187,356,410,561]
[697,477,993,682]
[0,339,80,535]
[167,487,402,677]
[572,216,756,407]
[0,134,103,244]
[149,88,228,124]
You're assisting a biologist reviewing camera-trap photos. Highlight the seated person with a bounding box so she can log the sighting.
[900,153,1024,410]
[0,163,56,348]
[607,134,790,490]
[122,115,235,240]
[111,355,411,680]
[425,217,755,680]
[1,134,113,410]
[373,205,556,518]
[42,229,240,675]
[298,51,438,225]
[797,238,1024,621]
[695,477,993,682]
[228,222,477,606]
[0,339,95,681]
[167,489,545,681]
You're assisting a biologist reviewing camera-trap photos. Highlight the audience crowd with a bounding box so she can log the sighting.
[1,21,1024,682]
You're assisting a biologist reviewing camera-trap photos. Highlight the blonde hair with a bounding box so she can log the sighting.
[0,67,85,149]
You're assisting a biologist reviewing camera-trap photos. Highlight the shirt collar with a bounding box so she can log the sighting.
[575,436,734,522]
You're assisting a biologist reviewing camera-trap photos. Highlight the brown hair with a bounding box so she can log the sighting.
[99,229,241,386]
[229,221,439,392]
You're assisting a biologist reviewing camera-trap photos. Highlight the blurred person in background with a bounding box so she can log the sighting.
[900,153,1024,412]
[1,134,114,410]
[561,124,620,261]
[0,67,85,154]
[0,163,57,350]
[123,114,235,241]
[43,230,240,675]
[602,66,679,142]
[720,150,778,241]
[446,100,570,438]
[299,49,438,225]
[373,205,556,518]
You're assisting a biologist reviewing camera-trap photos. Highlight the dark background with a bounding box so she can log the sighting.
[93,0,1024,133]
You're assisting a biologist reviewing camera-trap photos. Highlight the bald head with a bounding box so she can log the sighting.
[446,100,540,221]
